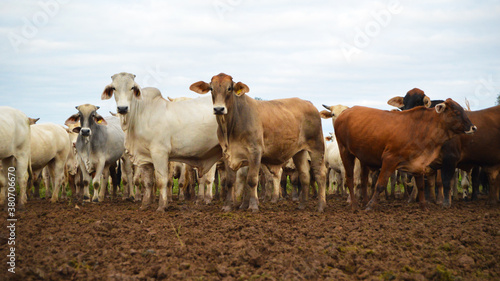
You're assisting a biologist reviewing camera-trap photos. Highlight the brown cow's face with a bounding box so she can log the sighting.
[190,73,249,115]
[101,72,142,115]
[438,99,476,135]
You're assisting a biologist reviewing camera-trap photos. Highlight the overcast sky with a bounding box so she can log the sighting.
[1,0,499,134]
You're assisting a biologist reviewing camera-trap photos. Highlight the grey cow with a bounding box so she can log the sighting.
[65,104,125,202]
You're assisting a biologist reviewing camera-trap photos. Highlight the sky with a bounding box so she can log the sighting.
[1,0,499,134]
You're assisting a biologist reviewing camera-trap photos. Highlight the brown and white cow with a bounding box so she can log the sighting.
[334,99,476,210]
[190,73,327,212]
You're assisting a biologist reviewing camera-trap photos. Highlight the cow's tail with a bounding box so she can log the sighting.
[27,118,33,183]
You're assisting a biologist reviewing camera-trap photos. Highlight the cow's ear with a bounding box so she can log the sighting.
[189,81,211,94]
[72,127,81,134]
[94,114,107,125]
[102,84,115,100]
[387,96,404,108]
[435,103,446,113]
[234,82,249,96]
[319,110,333,119]
[132,83,142,99]
[423,96,432,108]
[28,117,40,125]
[65,114,80,127]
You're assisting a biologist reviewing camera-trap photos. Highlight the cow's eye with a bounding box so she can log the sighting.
[228,87,232,91]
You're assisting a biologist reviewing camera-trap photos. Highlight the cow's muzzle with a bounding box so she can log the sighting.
[80,128,91,136]
[213,106,226,115]
[465,125,477,135]
[117,106,129,114]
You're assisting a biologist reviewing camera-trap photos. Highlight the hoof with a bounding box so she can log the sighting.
[250,207,259,213]
[139,204,150,211]
[92,198,99,203]
[156,207,166,213]
[50,198,58,204]
[222,205,232,212]
[298,203,306,210]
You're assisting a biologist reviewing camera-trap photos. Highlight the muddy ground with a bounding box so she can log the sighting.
[0,194,499,281]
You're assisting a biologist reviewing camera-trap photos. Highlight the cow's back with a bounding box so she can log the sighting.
[0,106,30,159]
[103,116,125,164]
[30,123,70,169]
[255,98,323,162]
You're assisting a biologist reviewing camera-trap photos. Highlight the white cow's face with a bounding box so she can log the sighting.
[102,72,142,115]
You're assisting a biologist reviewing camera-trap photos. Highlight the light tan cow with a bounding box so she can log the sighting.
[29,123,70,202]
[0,106,31,209]
[190,73,327,212]
[102,72,223,212]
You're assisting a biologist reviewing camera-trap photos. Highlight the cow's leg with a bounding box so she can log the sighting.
[485,167,500,205]
[471,166,480,201]
[16,150,30,210]
[263,164,282,203]
[338,146,357,210]
[78,158,92,202]
[97,166,110,202]
[245,158,261,213]
[1,158,14,206]
[290,171,300,201]
[121,156,135,200]
[151,152,170,213]
[201,164,216,204]
[222,162,237,212]
[138,164,155,210]
[133,165,143,202]
[440,155,458,208]
[309,149,327,212]
[426,171,437,204]
[108,164,118,200]
[31,170,42,199]
[365,160,397,211]
[67,172,77,199]
[389,172,397,200]
[49,158,66,203]
[90,161,106,202]
[359,165,370,206]
[292,151,311,209]
[451,169,459,201]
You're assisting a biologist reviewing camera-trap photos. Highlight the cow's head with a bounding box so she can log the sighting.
[189,73,249,115]
[436,98,476,135]
[320,104,349,122]
[388,88,432,110]
[65,104,107,137]
[101,72,142,115]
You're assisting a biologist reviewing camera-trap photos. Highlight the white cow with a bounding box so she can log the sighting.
[101,72,222,212]
[0,106,31,209]
[29,123,70,202]
[65,105,125,202]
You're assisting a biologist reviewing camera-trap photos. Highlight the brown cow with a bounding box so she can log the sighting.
[389,90,500,206]
[335,99,476,210]
[190,73,327,212]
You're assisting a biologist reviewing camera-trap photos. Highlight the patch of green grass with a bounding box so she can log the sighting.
[380,271,396,280]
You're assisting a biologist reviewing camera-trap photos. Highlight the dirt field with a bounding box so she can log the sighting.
[1,195,499,280]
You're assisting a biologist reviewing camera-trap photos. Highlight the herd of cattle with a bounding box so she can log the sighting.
[1,73,499,212]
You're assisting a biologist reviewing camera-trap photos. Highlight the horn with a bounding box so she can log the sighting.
[322,104,331,110]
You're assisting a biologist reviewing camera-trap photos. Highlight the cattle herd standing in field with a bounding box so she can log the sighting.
[1,73,499,212]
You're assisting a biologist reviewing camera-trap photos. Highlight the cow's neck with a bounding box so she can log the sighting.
[216,95,250,152]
